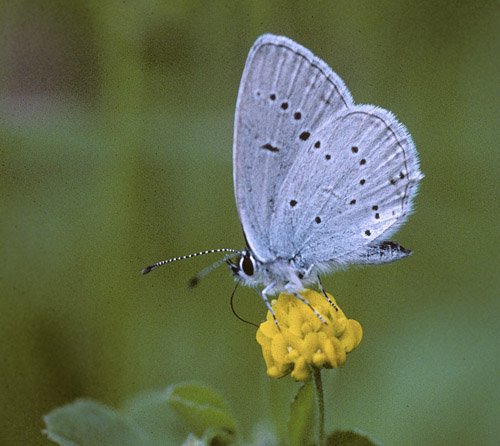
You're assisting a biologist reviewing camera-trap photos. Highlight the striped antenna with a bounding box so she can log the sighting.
[141,248,241,275]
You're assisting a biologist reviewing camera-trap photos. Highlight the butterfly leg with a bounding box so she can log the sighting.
[317,276,338,311]
[261,284,280,329]
[285,285,327,324]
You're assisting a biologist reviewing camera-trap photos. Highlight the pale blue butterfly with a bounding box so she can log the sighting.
[143,34,423,324]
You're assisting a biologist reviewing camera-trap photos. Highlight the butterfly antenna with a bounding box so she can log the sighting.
[142,248,241,275]
[229,281,259,328]
[188,252,240,288]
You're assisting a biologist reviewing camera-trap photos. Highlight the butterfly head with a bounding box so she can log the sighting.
[227,249,257,281]
[226,249,316,294]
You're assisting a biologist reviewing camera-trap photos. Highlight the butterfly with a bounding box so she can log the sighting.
[143,34,423,324]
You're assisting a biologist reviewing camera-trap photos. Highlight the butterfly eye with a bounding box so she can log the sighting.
[241,252,255,276]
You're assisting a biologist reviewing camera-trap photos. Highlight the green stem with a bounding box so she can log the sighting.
[313,367,325,446]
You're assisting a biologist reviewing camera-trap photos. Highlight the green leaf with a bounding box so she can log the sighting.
[121,389,186,446]
[166,382,238,439]
[327,429,381,446]
[288,380,316,446]
[43,399,153,446]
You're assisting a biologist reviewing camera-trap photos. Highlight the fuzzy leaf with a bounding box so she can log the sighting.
[121,389,186,446]
[167,382,237,438]
[43,399,153,446]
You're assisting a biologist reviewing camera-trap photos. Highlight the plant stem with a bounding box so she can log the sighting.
[313,367,325,446]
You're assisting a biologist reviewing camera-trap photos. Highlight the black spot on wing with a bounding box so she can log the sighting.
[261,143,279,152]
[299,131,310,141]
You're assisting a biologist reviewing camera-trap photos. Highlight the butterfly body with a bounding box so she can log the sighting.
[228,249,318,294]
[229,241,413,296]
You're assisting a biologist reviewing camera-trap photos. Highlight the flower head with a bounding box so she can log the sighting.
[256,289,362,381]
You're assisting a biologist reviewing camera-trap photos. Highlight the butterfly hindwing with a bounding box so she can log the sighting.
[269,104,422,266]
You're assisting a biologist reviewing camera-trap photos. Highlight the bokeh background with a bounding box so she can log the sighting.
[1,1,499,444]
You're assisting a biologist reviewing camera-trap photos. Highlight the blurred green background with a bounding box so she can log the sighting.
[1,0,499,444]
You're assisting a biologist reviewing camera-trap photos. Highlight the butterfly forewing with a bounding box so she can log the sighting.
[233,34,353,262]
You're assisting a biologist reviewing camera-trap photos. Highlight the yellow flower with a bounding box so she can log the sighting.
[256,289,362,381]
